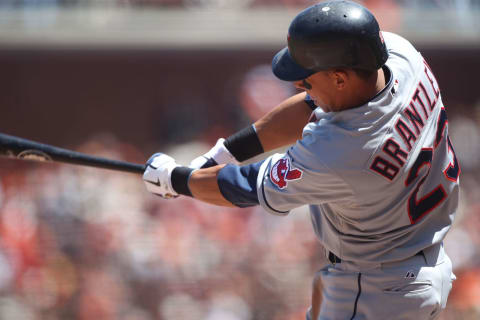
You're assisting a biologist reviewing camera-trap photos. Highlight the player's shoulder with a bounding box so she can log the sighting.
[383,32,420,60]
[382,31,415,50]
[382,31,420,59]
[298,115,380,172]
[382,31,424,86]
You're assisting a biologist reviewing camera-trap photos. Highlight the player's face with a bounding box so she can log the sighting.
[295,71,342,112]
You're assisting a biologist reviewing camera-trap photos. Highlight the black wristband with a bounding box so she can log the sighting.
[171,166,194,197]
[304,98,317,111]
[224,125,264,162]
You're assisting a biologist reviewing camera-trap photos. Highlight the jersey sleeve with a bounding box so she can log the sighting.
[217,161,262,207]
[256,141,355,215]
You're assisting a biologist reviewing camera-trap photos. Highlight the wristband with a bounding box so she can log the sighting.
[304,94,318,111]
[224,125,264,162]
[171,166,195,197]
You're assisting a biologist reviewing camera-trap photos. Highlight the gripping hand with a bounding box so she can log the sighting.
[189,138,239,169]
[143,153,179,199]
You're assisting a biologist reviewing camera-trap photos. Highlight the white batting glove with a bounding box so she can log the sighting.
[143,153,180,199]
[189,138,239,169]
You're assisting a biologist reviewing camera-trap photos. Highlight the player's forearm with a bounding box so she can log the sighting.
[254,92,312,152]
[193,92,312,167]
[188,165,236,207]
[143,152,260,207]
[188,161,262,208]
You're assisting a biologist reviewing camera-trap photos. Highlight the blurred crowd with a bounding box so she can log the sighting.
[0,101,479,320]
[440,104,480,320]
[0,137,322,320]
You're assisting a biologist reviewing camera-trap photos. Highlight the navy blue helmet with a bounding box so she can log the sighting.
[272,0,388,81]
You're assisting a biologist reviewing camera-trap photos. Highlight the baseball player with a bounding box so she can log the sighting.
[143,1,460,319]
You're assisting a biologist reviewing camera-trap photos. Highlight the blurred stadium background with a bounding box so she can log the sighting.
[0,0,479,319]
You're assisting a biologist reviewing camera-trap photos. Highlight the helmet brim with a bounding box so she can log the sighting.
[271,47,315,81]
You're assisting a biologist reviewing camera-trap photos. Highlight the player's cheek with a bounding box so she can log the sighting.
[310,92,326,107]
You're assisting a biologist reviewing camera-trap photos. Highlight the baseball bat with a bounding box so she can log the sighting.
[0,133,145,174]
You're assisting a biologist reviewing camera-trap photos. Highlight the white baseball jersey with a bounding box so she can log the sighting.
[256,32,460,264]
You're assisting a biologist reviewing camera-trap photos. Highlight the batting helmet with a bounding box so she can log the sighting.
[272,0,388,81]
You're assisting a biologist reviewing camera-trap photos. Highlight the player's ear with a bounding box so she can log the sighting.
[329,69,348,90]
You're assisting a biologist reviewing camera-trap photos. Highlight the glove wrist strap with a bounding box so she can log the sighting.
[171,166,195,197]
[210,138,239,165]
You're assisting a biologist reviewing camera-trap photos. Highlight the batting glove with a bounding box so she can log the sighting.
[189,138,239,169]
[143,153,180,199]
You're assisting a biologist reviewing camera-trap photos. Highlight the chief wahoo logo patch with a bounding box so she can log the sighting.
[270,157,303,189]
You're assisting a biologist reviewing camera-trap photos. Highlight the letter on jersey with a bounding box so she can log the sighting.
[270,157,303,189]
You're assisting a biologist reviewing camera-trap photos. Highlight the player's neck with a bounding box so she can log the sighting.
[374,67,387,97]
[333,68,386,112]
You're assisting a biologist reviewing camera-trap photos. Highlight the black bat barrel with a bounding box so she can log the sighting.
[0,133,145,174]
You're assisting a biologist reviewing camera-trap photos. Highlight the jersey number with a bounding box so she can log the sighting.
[405,108,460,224]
